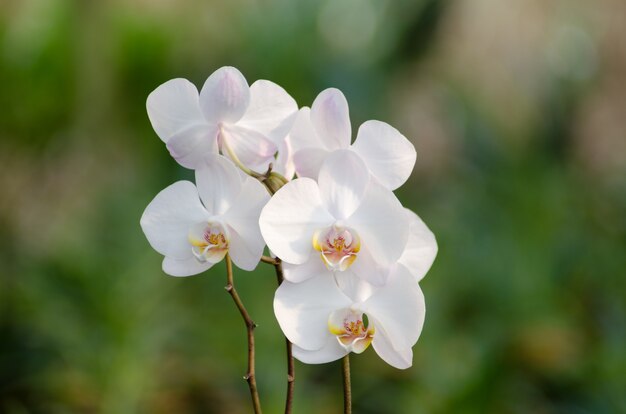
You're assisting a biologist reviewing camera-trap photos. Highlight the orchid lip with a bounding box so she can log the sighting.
[313,224,360,272]
[328,309,374,354]
[188,221,229,264]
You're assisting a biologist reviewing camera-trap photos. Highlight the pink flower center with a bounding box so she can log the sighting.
[188,222,229,263]
[313,225,360,271]
[328,309,375,354]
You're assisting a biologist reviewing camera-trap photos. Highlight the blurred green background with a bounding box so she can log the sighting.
[1,0,625,413]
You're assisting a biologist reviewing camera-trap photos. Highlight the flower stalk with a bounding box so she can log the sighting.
[225,254,262,414]
[342,355,352,414]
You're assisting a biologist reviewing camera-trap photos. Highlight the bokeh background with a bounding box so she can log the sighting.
[1,0,625,413]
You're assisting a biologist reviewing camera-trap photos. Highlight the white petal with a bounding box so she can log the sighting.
[282,254,329,283]
[237,80,298,145]
[222,177,270,271]
[351,120,416,190]
[166,124,219,169]
[349,245,389,287]
[292,339,348,364]
[194,154,242,216]
[371,323,413,369]
[199,66,250,123]
[318,150,369,220]
[289,108,323,153]
[310,88,351,150]
[259,178,334,264]
[146,78,206,143]
[140,181,209,259]
[274,275,352,351]
[360,265,425,351]
[274,136,295,181]
[347,180,409,267]
[221,124,277,171]
[292,147,330,179]
[162,256,213,277]
[334,270,376,303]
[398,209,438,282]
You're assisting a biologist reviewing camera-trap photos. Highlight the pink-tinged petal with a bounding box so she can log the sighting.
[371,322,414,369]
[360,265,425,351]
[292,340,348,364]
[289,108,324,153]
[348,245,389,287]
[398,209,438,282]
[274,275,352,351]
[220,124,277,171]
[318,150,369,220]
[199,66,250,123]
[222,177,270,271]
[146,78,206,143]
[140,181,209,260]
[237,80,298,145]
[351,120,416,190]
[259,178,334,264]
[166,124,219,169]
[194,154,242,216]
[292,147,330,179]
[282,254,329,283]
[310,88,351,150]
[162,256,213,277]
[347,180,409,267]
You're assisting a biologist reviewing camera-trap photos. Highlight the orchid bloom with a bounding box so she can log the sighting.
[289,88,416,190]
[274,264,425,369]
[147,66,297,172]
[259,150,410,285]
[140,155,269,276]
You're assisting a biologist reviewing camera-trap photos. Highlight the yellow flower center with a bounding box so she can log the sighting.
[188,222,229,263]
[313,225,360,271]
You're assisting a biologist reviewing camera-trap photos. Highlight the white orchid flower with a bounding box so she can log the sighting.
[398,208,438,282]
[289,88,416,190]
[146,66,298,171]
[259,150,410,285]
[140,155,269,276]
[274,265,425,369]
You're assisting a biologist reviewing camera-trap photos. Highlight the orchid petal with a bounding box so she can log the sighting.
[162,256,213,277]
[351,120,416,190]
[292,340,348,364]
[237,79,298,145]
[371,321,414,369]
[199,66,250,124]
[146,78,206,143]
[348,180,409,267]
[165,124,219,169]
[349,245,389,287]
[259,178,334,264]
[318,150,369,220]
[292,147,330,179]
[310,88,351,150]
[274,274,352,351]
[220,124,277,171]
[398,209,438,282]
[282,255,329,283]
[194,155,242,216]
[360,265,425,351]
[274,136,295,180]
[222,177,270,271]
[140,181,209,260]
[289,108,323,153]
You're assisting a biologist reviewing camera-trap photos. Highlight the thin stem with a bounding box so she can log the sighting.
[274,261,295,414]
[260,255,280,266]
[225,254,263,414]
[342,355,352,414]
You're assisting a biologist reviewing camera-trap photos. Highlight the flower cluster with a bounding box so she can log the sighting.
[140,66,437,370]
